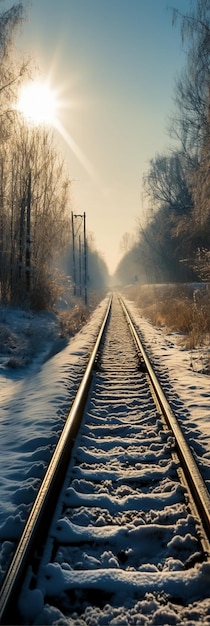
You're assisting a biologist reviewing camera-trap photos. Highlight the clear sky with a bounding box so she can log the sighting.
[14,0,191,274]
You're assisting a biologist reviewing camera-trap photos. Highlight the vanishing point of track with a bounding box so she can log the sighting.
[0,293,210,623]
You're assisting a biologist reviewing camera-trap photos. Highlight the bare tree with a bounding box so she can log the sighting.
[0,3,74,307]
[171,0,210,157]
[0,2,28,144]
[143,151,192,214]
[120,232,135,254]
[0,114,71,305]
[0,2,24,56]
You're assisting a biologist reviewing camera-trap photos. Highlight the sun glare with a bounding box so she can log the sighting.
[16,77,98,182]
[17,81,59,126]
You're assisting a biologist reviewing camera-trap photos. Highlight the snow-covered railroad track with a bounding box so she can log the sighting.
[1,294,210,625]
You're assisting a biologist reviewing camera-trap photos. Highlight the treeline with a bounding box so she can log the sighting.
[115,0,210,286]
[0,3,108,309]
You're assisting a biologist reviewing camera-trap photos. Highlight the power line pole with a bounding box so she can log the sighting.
[71,211,76,296]
[71,211,88,304]
[79,234,82,297]
[25,171,31,294]
[83,211,88,306]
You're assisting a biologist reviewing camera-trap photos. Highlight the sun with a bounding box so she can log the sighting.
[16,76,98,181]
[17,81,59,126]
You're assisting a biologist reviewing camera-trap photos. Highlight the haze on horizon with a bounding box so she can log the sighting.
[15,0,190,274]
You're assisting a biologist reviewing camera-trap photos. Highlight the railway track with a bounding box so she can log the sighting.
[0,293,210,625]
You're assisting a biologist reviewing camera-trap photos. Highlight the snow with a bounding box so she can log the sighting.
[125,299,210,491]
[0,294,210,624]
[0,299,108,578]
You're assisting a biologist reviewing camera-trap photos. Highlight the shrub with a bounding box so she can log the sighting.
[122,283,210,349]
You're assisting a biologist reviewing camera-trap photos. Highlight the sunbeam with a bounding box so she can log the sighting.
[55,118,98,182]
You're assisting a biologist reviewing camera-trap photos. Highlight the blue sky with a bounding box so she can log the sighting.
[15,0,191,273]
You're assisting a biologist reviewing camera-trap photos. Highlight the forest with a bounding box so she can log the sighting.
[0,2,108,310]
[115,0,210,287]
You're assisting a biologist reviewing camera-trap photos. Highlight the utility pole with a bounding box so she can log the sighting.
[71,211,76,296]
[25,171,31,294]
[79,234,82,297]
[19,197,25,280]
[83,211,88,306]
[71,211,88,304]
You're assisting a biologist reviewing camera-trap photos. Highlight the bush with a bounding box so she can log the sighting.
[122,283,210,349]
[58,302,89,337]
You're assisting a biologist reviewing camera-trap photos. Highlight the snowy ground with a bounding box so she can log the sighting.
[0,294,210,625]
[125,299,210,492]
[0,300,108,564]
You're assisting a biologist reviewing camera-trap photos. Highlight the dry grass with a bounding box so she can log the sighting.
[58,301,89,337]
[57,289,108,338]
[121,283,210,350]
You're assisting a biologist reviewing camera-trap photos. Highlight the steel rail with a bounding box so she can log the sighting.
[0,295,112,625]
[119,296,210,550]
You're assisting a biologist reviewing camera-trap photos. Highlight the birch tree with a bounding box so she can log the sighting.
[5,120,71,306]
